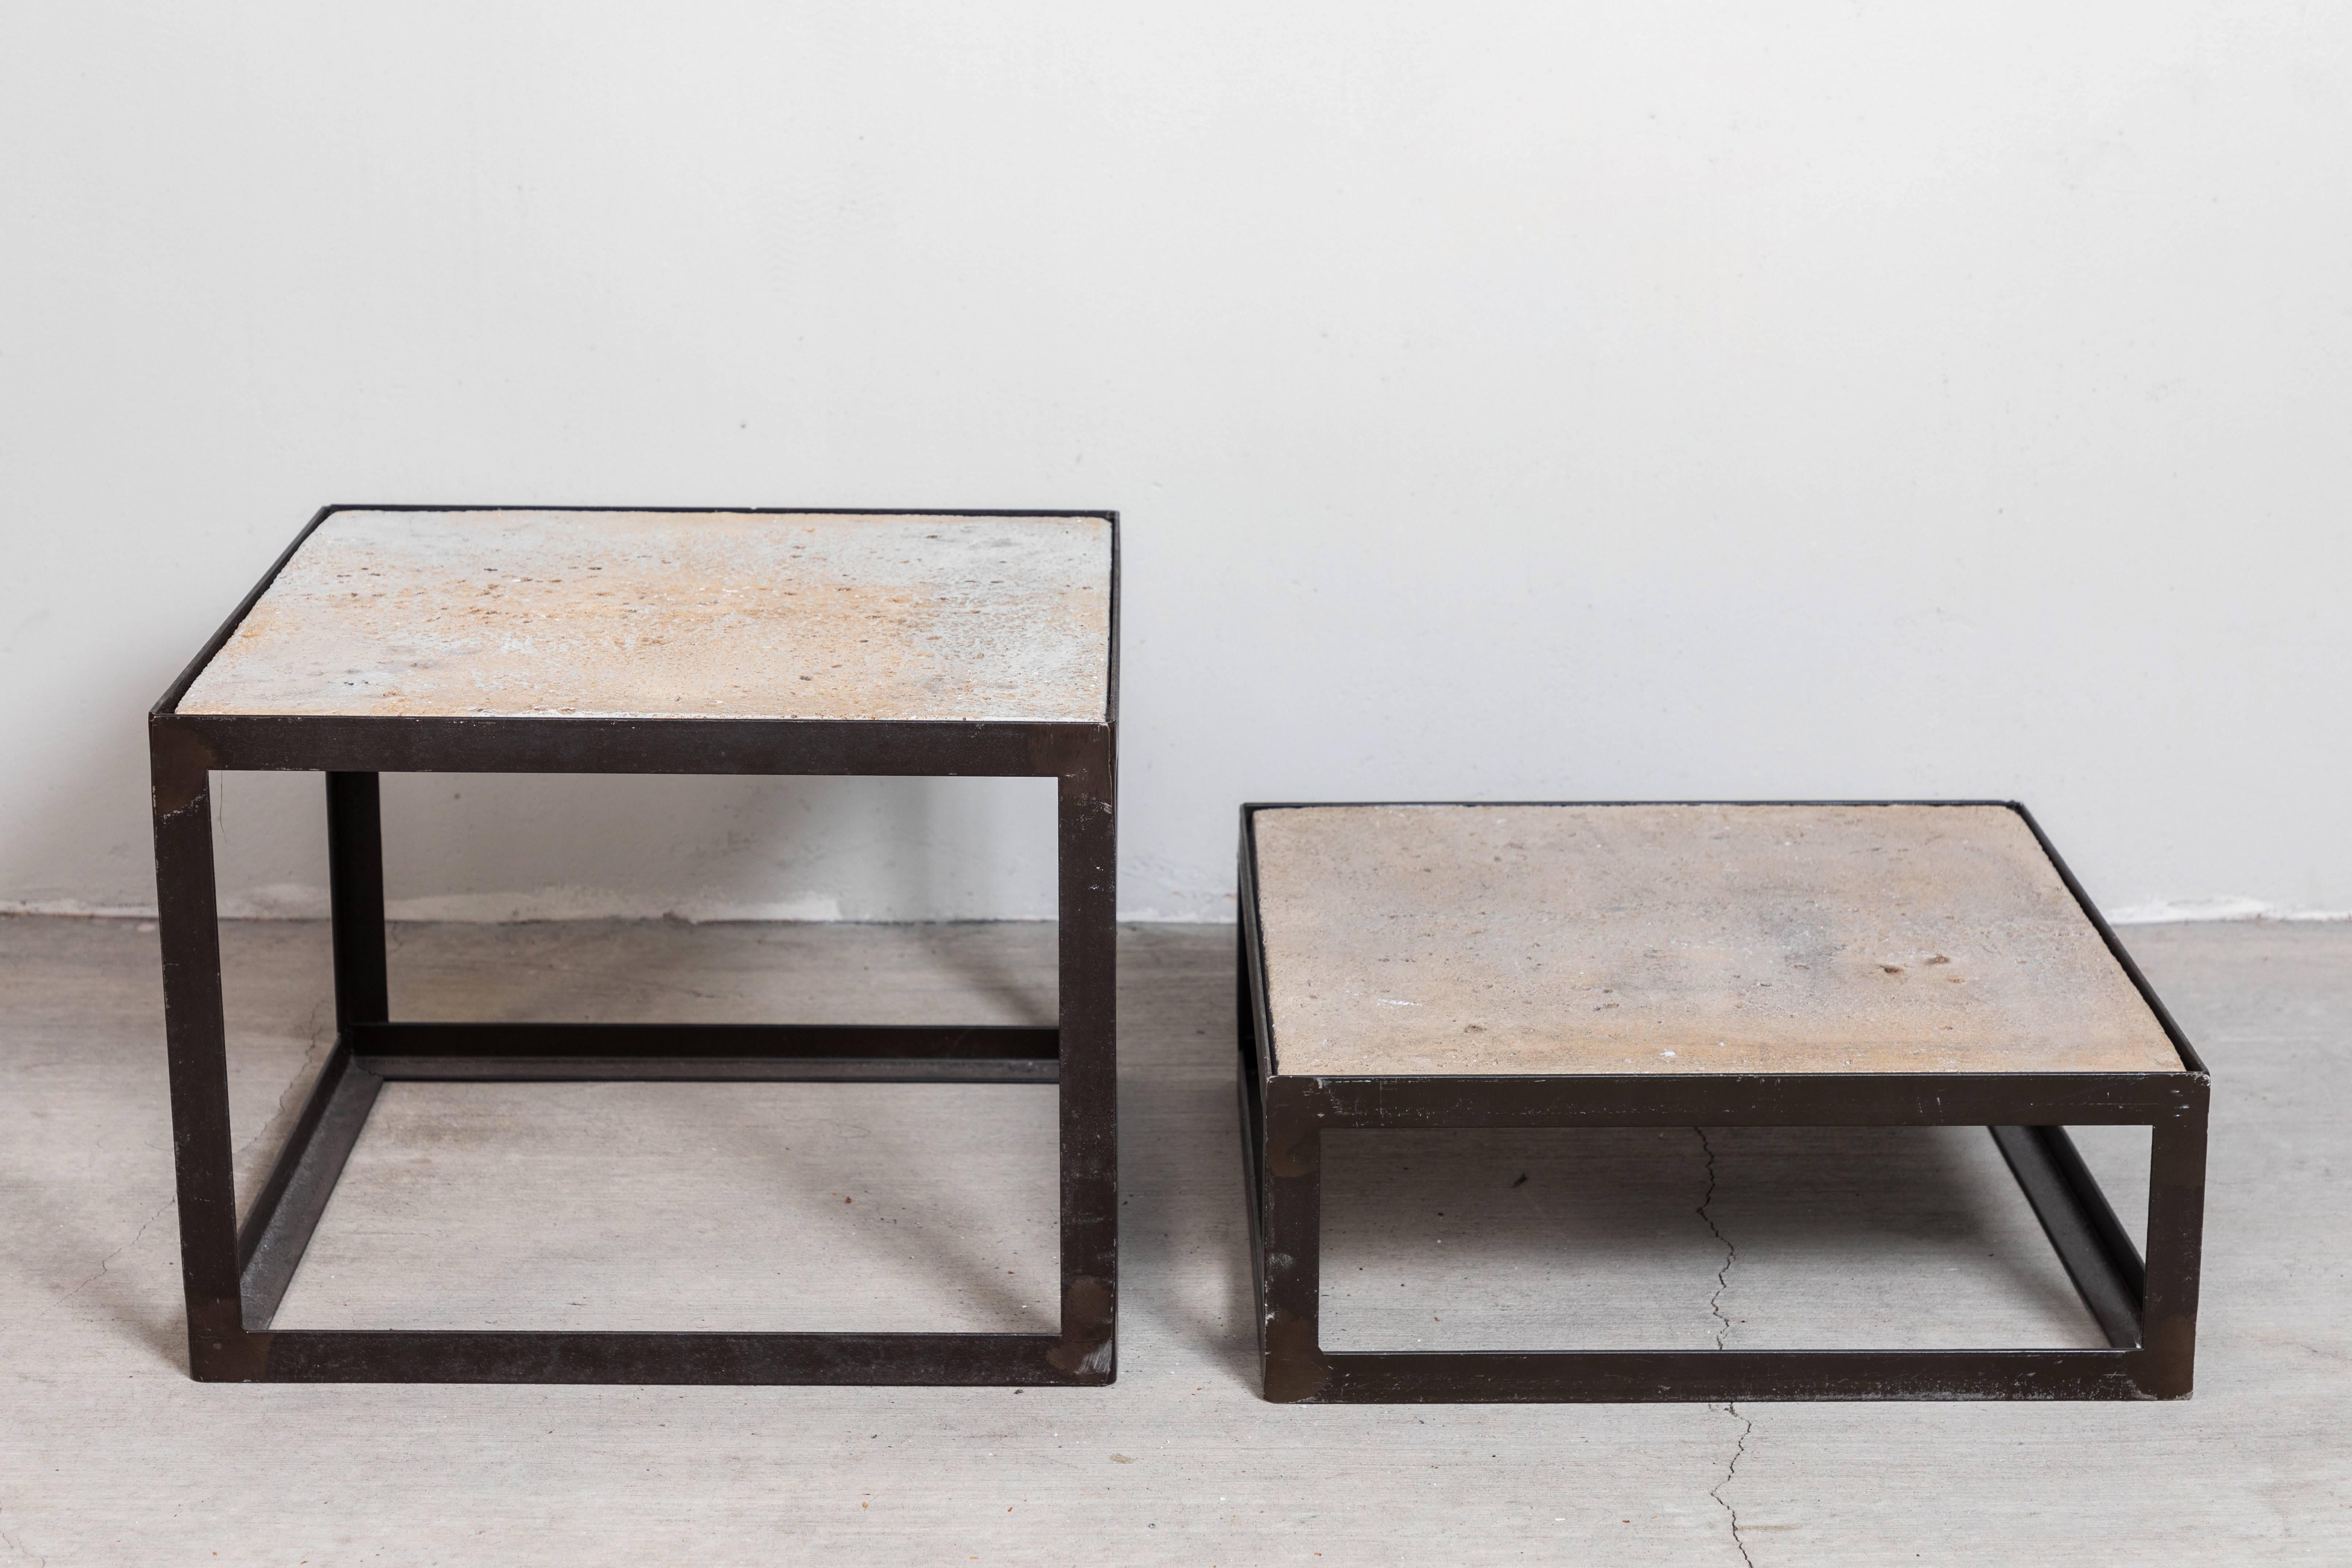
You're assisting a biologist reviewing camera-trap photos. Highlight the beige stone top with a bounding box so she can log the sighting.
[177,510,1113,722]
[1250,803,2184,1077]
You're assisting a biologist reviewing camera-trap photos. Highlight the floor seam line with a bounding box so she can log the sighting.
[1696,1126,1756,1568]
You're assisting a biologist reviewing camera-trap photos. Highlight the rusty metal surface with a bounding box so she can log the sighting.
[178,510,1112,723]
[1251,802,2185,1077]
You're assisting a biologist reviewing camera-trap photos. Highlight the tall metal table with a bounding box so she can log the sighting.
[151,506,1119,1385]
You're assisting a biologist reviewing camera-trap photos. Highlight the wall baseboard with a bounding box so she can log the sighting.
[4,895,2343,927]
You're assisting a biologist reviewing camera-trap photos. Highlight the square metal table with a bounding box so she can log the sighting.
[150,505,1119,1385]
[1235,801,2208,1403]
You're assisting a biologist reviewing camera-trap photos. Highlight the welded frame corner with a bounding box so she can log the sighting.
[151,506,340,722]
[2006,798,2212,1079]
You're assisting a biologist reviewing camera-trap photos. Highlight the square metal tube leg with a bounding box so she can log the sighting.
[151,733,247,1367]
[2141,1112,2209,1396]
[1048,736,1119,1377]
[324,772,388,1029]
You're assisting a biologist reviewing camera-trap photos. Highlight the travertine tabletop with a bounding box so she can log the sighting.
[177,510,1113,722]
[1250,803,2184,1077]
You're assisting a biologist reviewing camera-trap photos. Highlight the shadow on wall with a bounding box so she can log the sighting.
[204,770,1062,923]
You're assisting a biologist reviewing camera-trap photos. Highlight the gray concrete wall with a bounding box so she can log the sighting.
[5,6,2349,923]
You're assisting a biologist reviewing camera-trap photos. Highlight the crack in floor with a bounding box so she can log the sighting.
[1696,1127,1756,1568]
[45,1192,174,1322]
[1709,1403,1757,1568]
[1696,1127,1734,1349]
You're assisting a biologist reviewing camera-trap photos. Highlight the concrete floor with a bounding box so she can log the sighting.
[1,916,2346,1565]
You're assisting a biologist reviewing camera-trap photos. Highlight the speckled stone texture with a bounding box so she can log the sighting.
[177,510,1112,722]
[1251,803,2185,1077]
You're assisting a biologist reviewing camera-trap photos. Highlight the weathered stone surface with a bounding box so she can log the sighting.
[1252,803,2185,1076]
[178,510,1112,722]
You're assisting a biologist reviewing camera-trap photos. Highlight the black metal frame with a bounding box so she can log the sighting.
[149,505,1120,1385]
[1235,800,2209,1403]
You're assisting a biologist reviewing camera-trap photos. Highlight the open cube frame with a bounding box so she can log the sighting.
[149,504,1120,1386]
[1235,800,2210,1404]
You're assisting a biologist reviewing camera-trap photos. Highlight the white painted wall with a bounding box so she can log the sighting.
[4,3,2347,925]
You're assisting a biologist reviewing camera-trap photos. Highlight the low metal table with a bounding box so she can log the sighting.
[151,506,1119,1385]
[1235,801,2208,1403]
